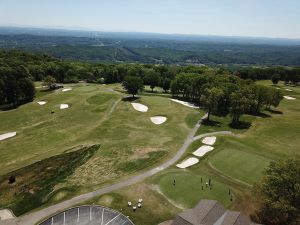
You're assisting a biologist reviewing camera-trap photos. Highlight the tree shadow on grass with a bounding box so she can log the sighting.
[266,109,283,115]
[229,121,252,130]
[255,112,271,118]
[122,96,140,102]
[0,104,19,111]
[0,99,32,111]
[202,119,222,128]
[40,89,53,92]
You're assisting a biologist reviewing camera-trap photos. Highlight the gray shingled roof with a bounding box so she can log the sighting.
[221,211,252,225]
[171,200,261,225]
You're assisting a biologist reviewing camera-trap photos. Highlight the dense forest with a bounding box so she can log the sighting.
[0,53,36,107]
[1,32,300,66]
[0,50,299,112]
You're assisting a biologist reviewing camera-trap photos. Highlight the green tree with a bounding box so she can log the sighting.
[122,76,144,98]
[271,74,281,85]
[200,88,224,121]
[18,78,36,102]
[42,76,56,89]
[144,70,160,92]
[271,89,283,108]
[229,87,254,125]
[256,159,300,225]
[0,78,6,104]
[264,88,283,110]
[5,78,19,104]
[161,78,171,92]
[253,85,269,113]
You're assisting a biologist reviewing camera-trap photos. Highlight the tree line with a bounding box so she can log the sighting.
[0,50,297,109]
[233,67,300,85]
[170,73,283,124]
[2,50,299,85]
[0,65,35,106]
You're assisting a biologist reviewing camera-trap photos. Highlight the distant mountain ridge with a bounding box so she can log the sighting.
[1,26,300,66]
[1,26,300,46]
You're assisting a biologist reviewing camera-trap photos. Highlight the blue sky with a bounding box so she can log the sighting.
[0,0,300,38]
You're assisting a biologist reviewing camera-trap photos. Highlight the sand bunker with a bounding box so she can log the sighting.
[193,145,214,157]
[60,104,69,109]
[284,96,296,100]
[176,157,199,169]
[0,209,15,220]
[37,101,47,105]
[285,89,293,92]
[0,132,16,141]
[131,103,148,112]
[202,136,216,145]
[62,88,72,92]
[170,99,199,109]
[150,116,167,125]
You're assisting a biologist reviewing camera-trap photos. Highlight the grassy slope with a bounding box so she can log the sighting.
[0,83,203,216]
[1,80,298,224]
[83,183,180,225]
[0,145,99,216]
[138,80,300,223]
[0,84,116,175]
[80,81,299,225]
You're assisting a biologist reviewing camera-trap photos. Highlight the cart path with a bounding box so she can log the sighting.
[2,113,230,225]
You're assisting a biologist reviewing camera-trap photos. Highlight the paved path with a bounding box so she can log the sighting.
[192,131,233,141]
[1,113,230,225]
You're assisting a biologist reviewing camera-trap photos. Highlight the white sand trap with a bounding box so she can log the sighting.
[170,99,199,109]
[283,96,296,100]
[60,104,69,109]
[150,116,167,125]
[193,145,215,157]
[285,89,293,92]
[202,136,217,145]
[62,88,72,92]
[176,157,199,169]
[0,132,16,141]
[131,103,148,112]
[37,101,47,105]
[0,209,15,220]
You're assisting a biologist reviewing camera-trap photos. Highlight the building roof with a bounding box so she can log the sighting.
[171,200,261,225]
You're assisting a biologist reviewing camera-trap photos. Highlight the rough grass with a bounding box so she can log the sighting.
[118,150,168,173]
[0,83,203,215]
[147,80,300,219]
[0,145,99,216]
[83,183,180,225]
[2,80,297,222]
[0,83,200,177]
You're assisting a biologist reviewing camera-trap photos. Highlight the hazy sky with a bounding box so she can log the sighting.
[0,0,300,38]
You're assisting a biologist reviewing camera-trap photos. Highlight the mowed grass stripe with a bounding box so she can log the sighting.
[209,145,272,185]
[157,171,232,208]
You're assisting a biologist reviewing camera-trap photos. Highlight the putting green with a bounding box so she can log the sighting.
[157,171,232,208]
[209,138,273,185]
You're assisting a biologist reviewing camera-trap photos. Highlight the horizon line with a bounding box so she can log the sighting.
[1,24,300,41]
